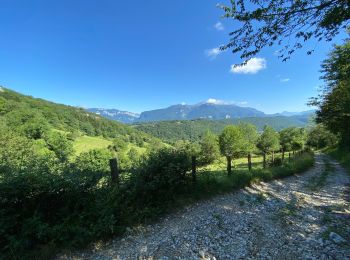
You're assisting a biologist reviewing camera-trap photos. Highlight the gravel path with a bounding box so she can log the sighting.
[59,154,350,259]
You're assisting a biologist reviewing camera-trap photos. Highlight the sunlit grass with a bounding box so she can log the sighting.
[73,135,149,156]
[199,152,287,172]
[73,135,113,154]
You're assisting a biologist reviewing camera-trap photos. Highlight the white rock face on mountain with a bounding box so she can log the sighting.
[87,108,140,124]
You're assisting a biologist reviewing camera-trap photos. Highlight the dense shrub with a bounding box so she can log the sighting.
[131,147,192,204]
[307,124,338,149]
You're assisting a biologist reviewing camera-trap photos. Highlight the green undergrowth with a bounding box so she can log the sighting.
[327,147,350,174]
[0,152,314,259]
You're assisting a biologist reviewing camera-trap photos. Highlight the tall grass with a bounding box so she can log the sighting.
[327,147,350,173]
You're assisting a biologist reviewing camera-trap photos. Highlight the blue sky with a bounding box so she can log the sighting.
[0,0,346,114]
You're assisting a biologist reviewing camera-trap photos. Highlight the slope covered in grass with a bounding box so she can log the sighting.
[73,136,113,154]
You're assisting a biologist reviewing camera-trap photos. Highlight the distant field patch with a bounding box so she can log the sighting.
[201,152,285,172]
[74,136,112,154]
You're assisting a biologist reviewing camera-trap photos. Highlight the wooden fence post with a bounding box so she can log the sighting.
[109,158,119,185]
[248,153,252,171]
[227,156,232,175]
[263,153,266,169]
[191,156,196,184]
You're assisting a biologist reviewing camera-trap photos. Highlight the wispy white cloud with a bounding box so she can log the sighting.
[214,21,224,31]
[230,58,267,74]
[276,75,290,82]
[204,98,248,106]
[280,78,290,82]
[237,101,248,106]
[205,47,221,59]
[206,98,228,105]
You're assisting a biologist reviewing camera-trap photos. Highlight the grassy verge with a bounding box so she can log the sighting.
[179,152,315,204]
[326,147,350,173]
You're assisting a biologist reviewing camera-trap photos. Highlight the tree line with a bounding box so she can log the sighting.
[134,115,309,144]
[174,123,335,177]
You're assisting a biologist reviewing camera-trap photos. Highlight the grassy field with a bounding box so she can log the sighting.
[199,152,291,172]
[73,135,149,155]
[73,135,113,154]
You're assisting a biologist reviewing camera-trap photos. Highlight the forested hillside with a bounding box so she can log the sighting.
[134,115,313,144]
[0,87,157,144]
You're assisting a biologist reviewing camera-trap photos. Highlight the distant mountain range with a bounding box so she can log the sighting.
[87,108,140,124]
[87,100,315,124]
[272,110,316,117]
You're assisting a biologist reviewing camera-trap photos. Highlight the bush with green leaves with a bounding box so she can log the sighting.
[310,36,350,146]
[290,127,307,152]
[239,123,259,170]
[132,147,192,204]
[71,149,113,187]
[127,147,141,166]
[44,131,74,162]
[219,125,245,175]
[280,127,294,160]
[109,138,128,153]
[307,124,338,149]
[198,130,220,166]
[257,126,280,168]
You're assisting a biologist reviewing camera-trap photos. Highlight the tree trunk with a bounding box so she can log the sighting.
[248,153,252,171]
[281,149,285,163]
[226,156,232,175]
[263,153,266,169]
[289,152,291,161]
[272,151,275,164]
